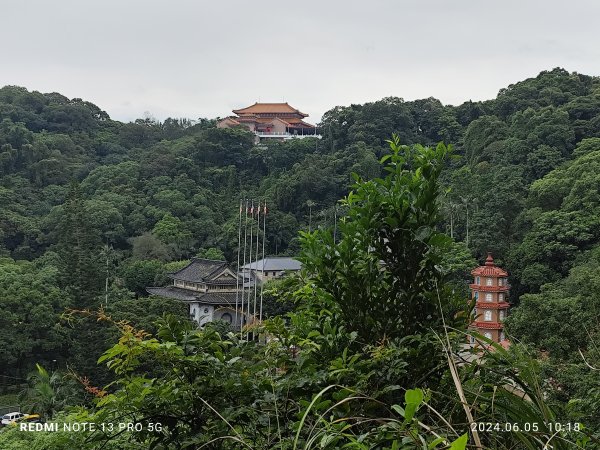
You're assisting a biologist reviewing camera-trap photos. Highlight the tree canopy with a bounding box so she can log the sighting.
[2,69,600,447]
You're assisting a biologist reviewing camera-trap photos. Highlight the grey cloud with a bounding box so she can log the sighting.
[1,0,599,123]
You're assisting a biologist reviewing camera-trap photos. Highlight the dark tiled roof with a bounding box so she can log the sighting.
[169,258,229,282]
[146,286,198,301]
[196,292,240,305]
[242,257,302,271]
[146,287,242,306]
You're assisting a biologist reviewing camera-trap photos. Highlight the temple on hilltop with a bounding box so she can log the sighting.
[147,258,250,328]
[217,102,320,141]
[469,253,510,346]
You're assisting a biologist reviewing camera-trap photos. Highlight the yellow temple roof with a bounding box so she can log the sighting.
[233,102,308,117]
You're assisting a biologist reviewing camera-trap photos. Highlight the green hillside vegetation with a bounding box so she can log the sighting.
[0,68,599,447]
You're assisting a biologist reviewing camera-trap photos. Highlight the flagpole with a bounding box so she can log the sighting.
[240,199,249,338]
[235,199,242,328]
[253,200,261,335]
[247,200,254,342]
[259,202,267,323]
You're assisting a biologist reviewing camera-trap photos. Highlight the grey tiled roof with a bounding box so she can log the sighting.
[196,292,240,305]
[242,257,302,271]
[146,286,242,306]
[146,286,197,301]
[169,258,229,282]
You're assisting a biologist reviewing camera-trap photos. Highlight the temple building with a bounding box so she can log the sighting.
[469,253,510,345]
[147,258,249,328]
[217,102,319,141]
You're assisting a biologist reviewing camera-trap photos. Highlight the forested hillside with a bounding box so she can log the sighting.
[1,68,600,448]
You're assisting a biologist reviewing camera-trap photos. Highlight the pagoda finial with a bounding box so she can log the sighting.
[485,252,494,266]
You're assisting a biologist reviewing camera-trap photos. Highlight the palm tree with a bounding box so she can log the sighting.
[20,364,78,420]
[440,198,461,239]
[459,196,478,247]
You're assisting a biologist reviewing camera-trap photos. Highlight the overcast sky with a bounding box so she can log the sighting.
[2,0,599,123]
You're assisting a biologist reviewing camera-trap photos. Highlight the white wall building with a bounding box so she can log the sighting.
[147,258,249,327]
[241,256,302,283]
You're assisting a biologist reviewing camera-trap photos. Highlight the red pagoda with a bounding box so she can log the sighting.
[469,253,510,344]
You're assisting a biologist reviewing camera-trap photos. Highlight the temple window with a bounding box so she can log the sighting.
[476,276,480,285]
[499,310,505,321]
[474,291,479,300]
[498,293,504,302]
[498,278,503,286]
[484,310,492,321]
[484,332,492,340]
[485,293,493,302]
[500,331,506,341]
[486,277,493,286]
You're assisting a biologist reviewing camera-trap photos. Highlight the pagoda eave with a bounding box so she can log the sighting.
[475,301,511,309]
[473,322,504,330]
[471,268,509,277]
[469,284,510,292]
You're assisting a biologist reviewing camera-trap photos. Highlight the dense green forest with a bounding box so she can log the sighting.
[1,68,600,448]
